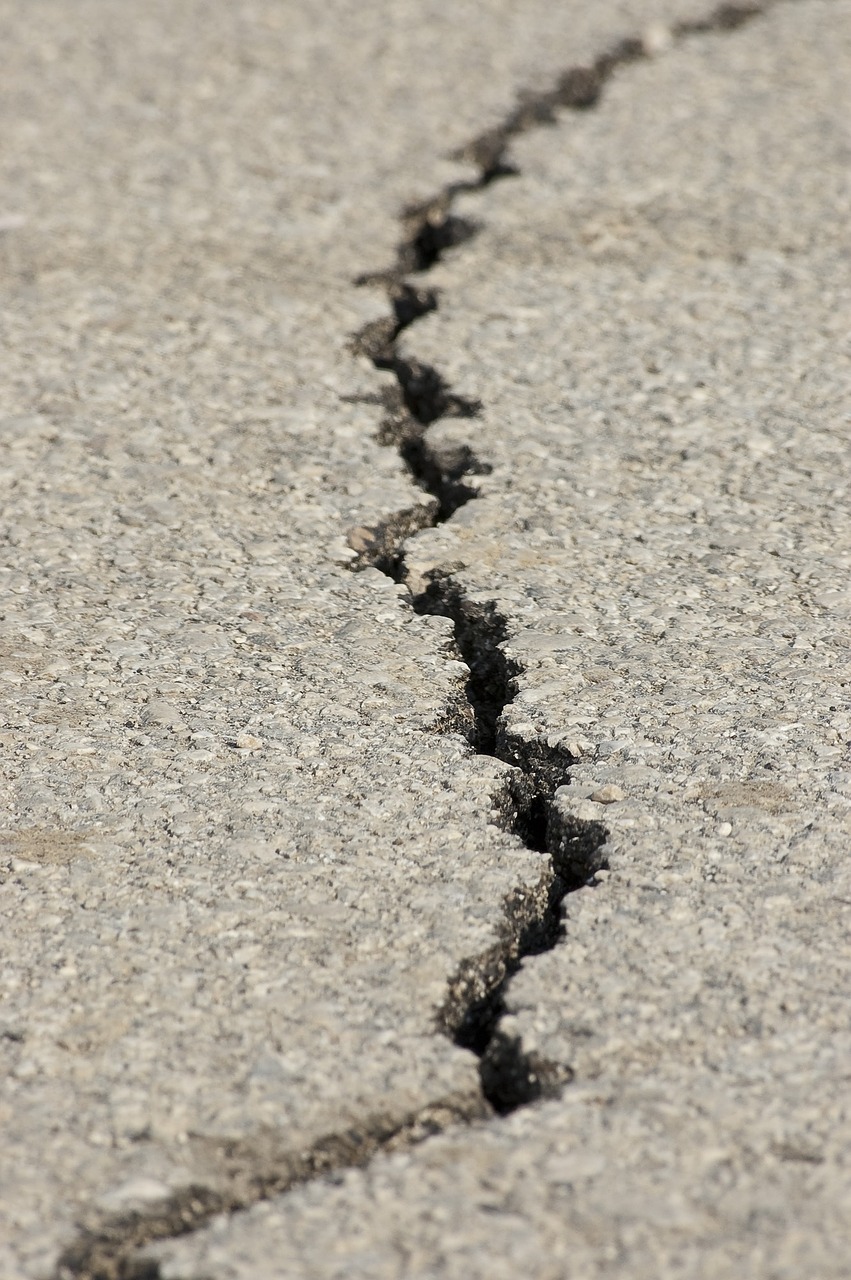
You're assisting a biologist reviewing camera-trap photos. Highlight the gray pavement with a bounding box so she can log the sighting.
[1,1,849,1278]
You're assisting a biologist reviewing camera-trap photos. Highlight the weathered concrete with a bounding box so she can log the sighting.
[1,0,848,1277]
[151,1,851,1277]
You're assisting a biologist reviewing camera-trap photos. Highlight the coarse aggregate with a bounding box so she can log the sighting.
[1,1,733,1273]
[153,3,851,1277]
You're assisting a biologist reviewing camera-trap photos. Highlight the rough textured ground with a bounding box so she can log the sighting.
[1,1,848,1278]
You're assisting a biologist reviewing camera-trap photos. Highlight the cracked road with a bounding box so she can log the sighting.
[1,2,849,1277]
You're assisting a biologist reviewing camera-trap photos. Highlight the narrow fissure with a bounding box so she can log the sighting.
[408,576,609,1114]
[57,4,781,1276]
[350,284,486,532]
[346,0,773,1113]
[347,9,769,578]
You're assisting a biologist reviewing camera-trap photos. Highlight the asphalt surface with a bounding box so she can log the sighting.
[1,1,848,1278]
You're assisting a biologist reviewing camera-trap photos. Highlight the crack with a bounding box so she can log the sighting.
[56,3,787,1276]
[357,2,763,289]
[342,0,777,1151]
[55,1097,486,1280]
[349,283,487,543]
[406,576,609,1114]
[349,4,767,575]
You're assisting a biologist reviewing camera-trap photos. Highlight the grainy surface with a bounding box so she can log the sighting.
[1,1,848,1277]
[153,2,851,1277]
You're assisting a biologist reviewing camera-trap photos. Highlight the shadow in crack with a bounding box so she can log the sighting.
[58,4,775,1275]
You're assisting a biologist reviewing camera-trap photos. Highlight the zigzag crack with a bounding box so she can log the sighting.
[345,0,774,1139]
[55,1098,486,1280]
[404,575,609,1114]
[57,3,781,1275]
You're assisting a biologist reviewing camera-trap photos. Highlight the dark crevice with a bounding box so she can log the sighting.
[353,512,604,1112]
[349,3,768,577]
[58,4,781,1276]
[398,209,482,275]
[355,5,763,291]
[55,1098,486,1280]
[411,575,609,1113]
[350,292,485,531]
[412,581,512,756]
[677,1,764,32]
[346,0,774,1132]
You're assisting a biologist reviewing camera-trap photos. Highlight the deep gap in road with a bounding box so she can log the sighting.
[350,283,487,530]
[405,577,609,1114]
[56,4,779,1277]
[346,5,771,1120]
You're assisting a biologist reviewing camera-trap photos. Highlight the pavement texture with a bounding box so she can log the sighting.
[0,1,848,1278]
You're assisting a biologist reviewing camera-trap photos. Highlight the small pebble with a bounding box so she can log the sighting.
[643,22,673,56]
[590,784,625,804]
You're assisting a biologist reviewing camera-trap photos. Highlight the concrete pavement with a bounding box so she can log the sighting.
[0,1,848,1277]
